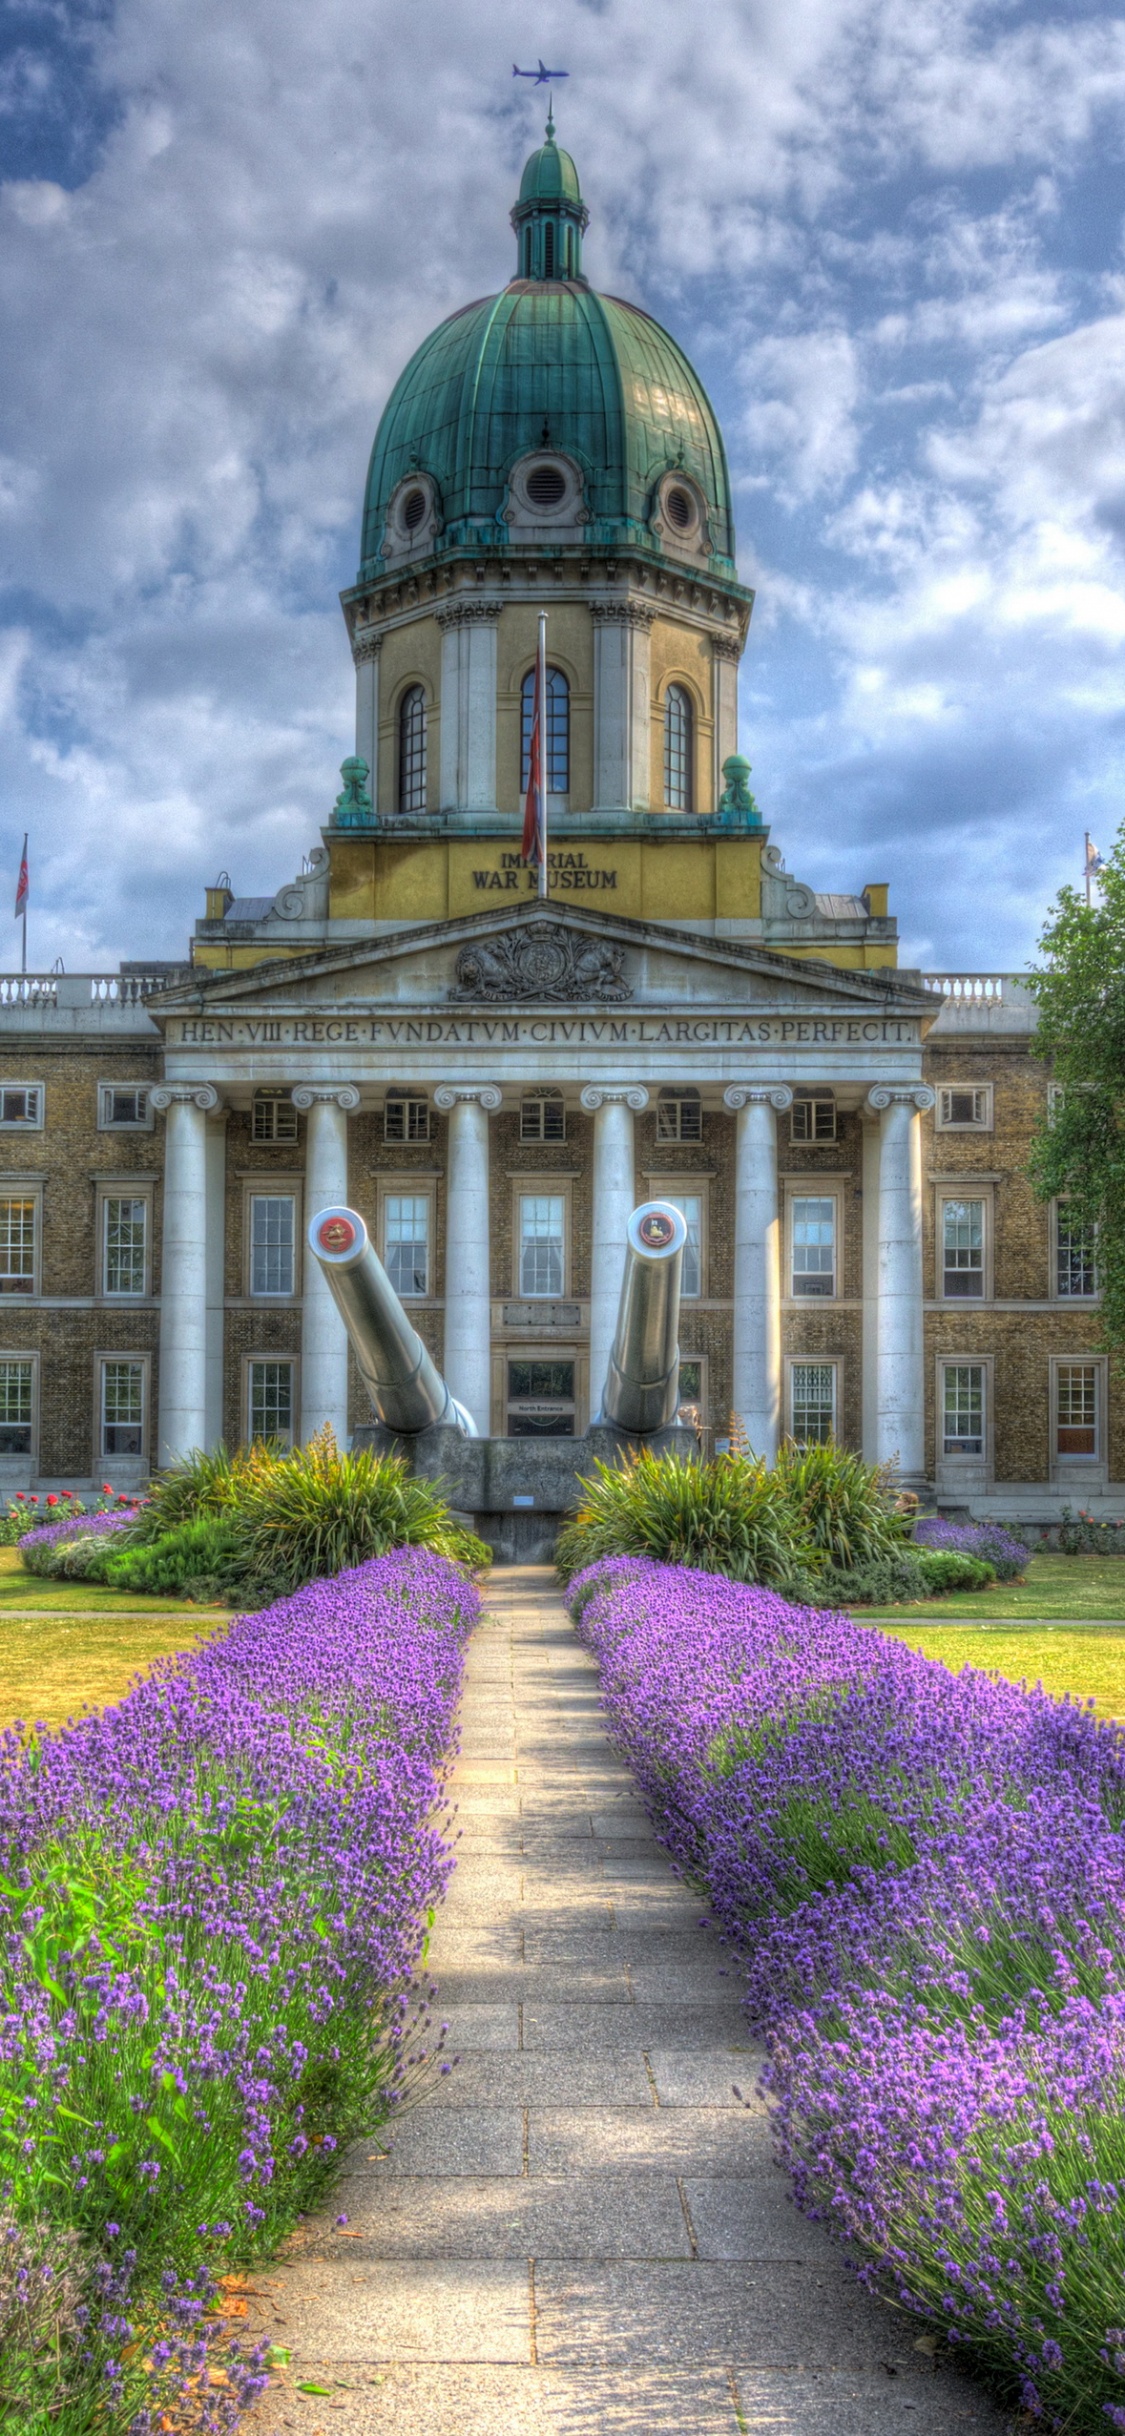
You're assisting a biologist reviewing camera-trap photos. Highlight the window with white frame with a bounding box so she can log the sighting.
[384,1091,430,1143]
[1055,1206,1098,1298]
[1056,1362,1099,1460]
[656,1088,702,1143]
[103,1197,147,1297]
[101,1359,144,1457]
[520,1091,566,1143]
[936,1084,992,1131]
[941,1197,985,1298]
[384,1194,429,1298]
[791,1362,836,1445]
[519,1194,565,1297]
[249,1195,296,1297]
[790,1096,836,1145]
[658,1192,702,1297]
[98,1084,151,1130]
[0,1358,33,1454]
[0,1085,41,1129]
[252,1090,299,1145]
[0,1199,36,1294]
[248,1359,294,1447]
[942,1364,984,1456]
[791,1195,835,1297]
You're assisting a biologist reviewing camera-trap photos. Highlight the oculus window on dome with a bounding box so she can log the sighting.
[522,666,569,796]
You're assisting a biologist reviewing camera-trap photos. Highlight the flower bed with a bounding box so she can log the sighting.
[0,1546,477,2432]
[570,1556,1125,2431]
[913,1516,1031,1578]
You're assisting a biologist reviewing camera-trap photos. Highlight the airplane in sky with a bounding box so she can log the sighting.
[513,61,569,83]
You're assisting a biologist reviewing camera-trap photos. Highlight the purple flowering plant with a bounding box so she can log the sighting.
[0,1546,476,2429]
[571,1555,1125,2431]
[913,1516,1031,1579]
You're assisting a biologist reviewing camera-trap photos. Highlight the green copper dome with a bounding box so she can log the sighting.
[358,123,738,586]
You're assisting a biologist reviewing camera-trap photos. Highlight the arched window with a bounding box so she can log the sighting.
[521,665,569,795]
[544,221,555,278]
[523,227,532,278]
[664,684,693,811]
[398,685,426,814]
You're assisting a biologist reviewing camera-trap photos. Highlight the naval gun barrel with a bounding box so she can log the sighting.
[599,1201,687,1436]
[308,1206,477,1437]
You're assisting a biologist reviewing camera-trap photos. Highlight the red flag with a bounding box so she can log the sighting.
[14,836,28,919]
[521,663,543,870]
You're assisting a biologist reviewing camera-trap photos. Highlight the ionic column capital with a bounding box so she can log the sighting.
[433,1082,503,1112]
[290,1083,361,1112]
[866,1084,935,1114]
[723,1083,793,1112]
[151,1083,220,1113]
[580,1084,649,1113]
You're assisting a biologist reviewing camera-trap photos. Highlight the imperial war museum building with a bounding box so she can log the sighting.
[0,124,1110,1523]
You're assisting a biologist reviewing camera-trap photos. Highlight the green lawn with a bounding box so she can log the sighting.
[861,1553,1125,1622]
[0,1545,230,1732]
[878,1620,1125,1722]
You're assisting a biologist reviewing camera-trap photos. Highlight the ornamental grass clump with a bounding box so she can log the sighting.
[570,1555,1125,2431]
[555,1448,818,1593]
[0,1546,477,2432]
[556,1440,908,1595]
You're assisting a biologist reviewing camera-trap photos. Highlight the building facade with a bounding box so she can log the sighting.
[0,125,1111,1518]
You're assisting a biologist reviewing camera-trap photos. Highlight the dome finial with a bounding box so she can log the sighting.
[511,116,588,282]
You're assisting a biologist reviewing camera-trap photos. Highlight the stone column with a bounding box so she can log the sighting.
[712,635,741,811]
[439,606,499,812]
[353,632,381,807]
[204,1115,228,1450]
[292,1084,361,1447]
[723,1085,793,1461]
[151,1083,219,1466]
[580,1085,649,1417]
[866,1085,935,1482]
[433,1084,502,1434]
[592,605,654,811]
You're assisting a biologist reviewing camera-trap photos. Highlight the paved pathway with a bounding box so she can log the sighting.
[251,1566,1010,2435]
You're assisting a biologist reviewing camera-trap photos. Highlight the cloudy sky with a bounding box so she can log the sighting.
[1,0,1123,972]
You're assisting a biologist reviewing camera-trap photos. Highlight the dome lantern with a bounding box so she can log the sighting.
[510,104,589,283]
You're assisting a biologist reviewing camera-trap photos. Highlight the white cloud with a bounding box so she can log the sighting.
[741,329,861,502]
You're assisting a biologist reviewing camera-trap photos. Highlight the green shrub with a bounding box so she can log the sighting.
[773,1440,909,1569]
[914,1548,994,1593]
[821,1547,995,1606]
[0,1505,34,1545]
[555,1450,819,1591]
[102,1517,246,1600]
[125,1442,267,1544]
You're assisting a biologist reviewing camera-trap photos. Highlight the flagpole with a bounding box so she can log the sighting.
[1086,831,1093,909]
[537,612,548,902]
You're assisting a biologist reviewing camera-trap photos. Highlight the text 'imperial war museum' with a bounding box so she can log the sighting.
[0,123,1110,1519]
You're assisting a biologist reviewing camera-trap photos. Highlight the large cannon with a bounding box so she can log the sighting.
[308,1206,477,1436]
[597,1200,687,1437]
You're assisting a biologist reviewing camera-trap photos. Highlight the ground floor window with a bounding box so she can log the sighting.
[248,1359,295,1447]
[1056,1362,1099,1459]
[506,1357,575,1437]
[790,1361,836,1445]
[942,1363,984,1456]
[0,1358,32,1454]
[101,1359,144,1457]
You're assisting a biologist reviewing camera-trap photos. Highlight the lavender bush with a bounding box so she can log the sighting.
[0,1547,477,2431]
[571,1555,1125,2431]
[913,1516,1031,1579]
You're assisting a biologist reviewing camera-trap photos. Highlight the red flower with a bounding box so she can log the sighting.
[46,1494,58,1507]
[102,1483,112,1494]
[14,1493,24,1502]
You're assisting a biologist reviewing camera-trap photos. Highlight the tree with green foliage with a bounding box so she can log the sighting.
[1027,826,1125,1363]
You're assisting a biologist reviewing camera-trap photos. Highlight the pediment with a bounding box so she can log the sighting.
[153,904,935,1024]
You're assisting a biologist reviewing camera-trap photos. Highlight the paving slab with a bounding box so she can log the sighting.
[245,1565,1009,2436]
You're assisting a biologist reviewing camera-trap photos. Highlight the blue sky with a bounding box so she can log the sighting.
[1,0,1124,971]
